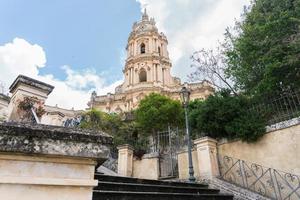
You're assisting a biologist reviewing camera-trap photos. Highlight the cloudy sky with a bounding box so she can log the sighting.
[0,0,249,109]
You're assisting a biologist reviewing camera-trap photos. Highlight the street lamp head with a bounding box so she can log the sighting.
[180,85,191,106]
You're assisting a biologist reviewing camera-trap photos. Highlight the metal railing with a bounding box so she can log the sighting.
[151,128,187,153]
[250,89,300,125]
[218,155,300,200]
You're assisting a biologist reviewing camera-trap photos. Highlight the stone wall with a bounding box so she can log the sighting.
[217,122,300,175]
[0,122,112,200]
[133,153,160,180]
[177,149,199,180]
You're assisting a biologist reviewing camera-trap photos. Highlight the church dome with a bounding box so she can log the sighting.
[129,9,158,39]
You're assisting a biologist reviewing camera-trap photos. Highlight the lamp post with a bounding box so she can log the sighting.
[180,84,196,183]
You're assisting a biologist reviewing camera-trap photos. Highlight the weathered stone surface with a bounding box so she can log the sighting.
[0,122,112,163]
[207,178,270,200]
[0,93,10,102]
[9,75,54,94]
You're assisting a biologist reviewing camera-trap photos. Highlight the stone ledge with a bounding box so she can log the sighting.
[266,116,300,132]
[141,152,159,159]
[0,122,112,163]
[0,153,96,165]
[0,122,112,144]
[9,74,54,95]
[0,93,10,102]
[0,176,98,187]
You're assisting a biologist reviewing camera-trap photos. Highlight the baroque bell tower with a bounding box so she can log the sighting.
[121,9,175,91]
[89,9,214,113]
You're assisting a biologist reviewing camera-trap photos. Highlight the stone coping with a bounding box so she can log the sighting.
[9,74,54,94]
[218,117,300,145]
[117,144,134,151]
[176,147,196,155]
[0,122,112,144]
[0,122,113,162]
[0,176,98,187]
[141,152,159,159]
[194,136,217,145]
[0,93,10,102]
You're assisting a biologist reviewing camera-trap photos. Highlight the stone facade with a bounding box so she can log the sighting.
[89,9,214,113]
[0,94,10,121]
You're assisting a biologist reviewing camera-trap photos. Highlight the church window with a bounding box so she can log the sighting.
[139,69,147,82]
[140,43,146,54]
[158,46,161,55]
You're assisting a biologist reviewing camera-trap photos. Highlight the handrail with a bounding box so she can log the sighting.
[218,155,300,200]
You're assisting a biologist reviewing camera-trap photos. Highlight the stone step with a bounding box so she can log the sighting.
[93,191,234,200]
[96,181,219,194]
[95,174,208,188]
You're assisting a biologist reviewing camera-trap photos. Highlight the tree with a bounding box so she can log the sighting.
[79,109,148,154]
[135,93,184,136]
[189,49,237,95]
[79,109,107,130]
[225,0,300,95]
[188,89,266,142]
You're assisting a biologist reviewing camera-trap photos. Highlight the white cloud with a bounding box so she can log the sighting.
[0,38,122,110]
[0,3,250,109]
[136,0,250,81]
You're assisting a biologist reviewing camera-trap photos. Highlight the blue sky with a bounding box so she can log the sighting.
[0,0,249,109]
[0,0,140,84]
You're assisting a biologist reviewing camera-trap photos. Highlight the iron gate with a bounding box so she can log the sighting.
[153,127,186,179]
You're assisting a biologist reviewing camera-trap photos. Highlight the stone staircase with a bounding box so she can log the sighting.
[93,174,234,200]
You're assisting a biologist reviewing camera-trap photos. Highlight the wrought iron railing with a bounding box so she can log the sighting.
[218,155,300,200]
[250,89,300,125]
[152,128,187,153]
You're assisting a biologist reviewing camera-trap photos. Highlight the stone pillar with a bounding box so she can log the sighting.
[0,123,112,200]
[194,137,219,179]
[7,75,54,122]
[117,144,134,177]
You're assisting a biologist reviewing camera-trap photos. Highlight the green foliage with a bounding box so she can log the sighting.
[225,0,300,94]
[188,89,266,142]
[135,93,184,135]
[79,109,148,153]
[79,109,107,130]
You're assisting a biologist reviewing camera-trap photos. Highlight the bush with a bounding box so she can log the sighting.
[79,109,149,155]
[188,89,267,142]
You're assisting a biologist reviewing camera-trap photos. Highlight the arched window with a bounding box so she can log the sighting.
[140,43,146,54]
[139,69,147,82]
[158,46,161,55]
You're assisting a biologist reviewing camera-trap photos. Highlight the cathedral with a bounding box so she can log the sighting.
[0,10,215,126]
[88,10,214,113]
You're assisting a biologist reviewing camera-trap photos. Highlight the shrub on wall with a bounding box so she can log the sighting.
[188,89,267,142]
